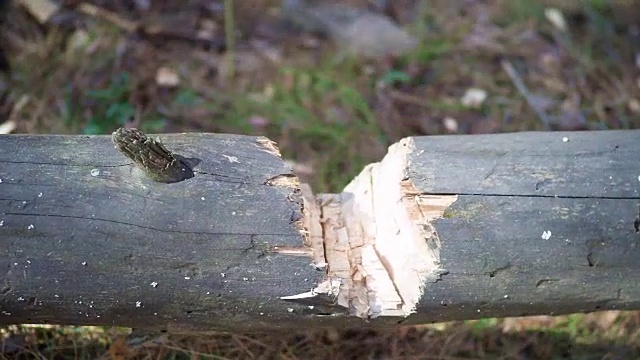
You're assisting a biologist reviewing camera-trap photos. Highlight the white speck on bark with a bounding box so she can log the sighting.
[541,230,552,240]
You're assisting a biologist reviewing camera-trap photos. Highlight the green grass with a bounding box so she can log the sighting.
[82,72,134,134]
[186,63,387,192]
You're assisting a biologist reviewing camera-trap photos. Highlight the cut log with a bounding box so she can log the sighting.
[0,130,639,332]
[0,133,320,333]
[309,130,640,326]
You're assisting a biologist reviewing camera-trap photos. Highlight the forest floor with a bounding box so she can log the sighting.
[1,0,639,358]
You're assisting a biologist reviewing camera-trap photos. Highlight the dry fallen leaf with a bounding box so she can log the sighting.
[108,336,131,360]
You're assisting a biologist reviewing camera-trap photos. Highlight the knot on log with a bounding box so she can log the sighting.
[111,128,194,183]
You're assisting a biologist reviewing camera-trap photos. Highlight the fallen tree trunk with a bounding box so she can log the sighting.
[0,130,639,332]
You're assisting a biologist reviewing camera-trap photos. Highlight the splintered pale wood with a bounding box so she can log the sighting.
[404,130,640,324]
[0,133,325,332]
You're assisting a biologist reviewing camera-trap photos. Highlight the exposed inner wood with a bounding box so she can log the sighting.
[300,184,326,268]
[255,137,282,156]
[295,138,458,318]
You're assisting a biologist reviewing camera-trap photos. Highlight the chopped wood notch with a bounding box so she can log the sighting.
[283,138,457,318]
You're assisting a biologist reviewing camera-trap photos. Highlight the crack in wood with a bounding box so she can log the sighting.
[482,163,498,181]
[2,212,296,238]
[535,278,559,287]
[425,192,640,200]
[192,170,249,184]
[486,262,512,278]
[634,204,640,233]
[0,160,112,166]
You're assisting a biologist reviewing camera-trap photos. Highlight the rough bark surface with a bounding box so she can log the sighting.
[0,133,324,332]
[1,130,639,331]
[404,130,640,324]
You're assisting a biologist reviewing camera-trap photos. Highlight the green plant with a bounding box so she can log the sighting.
[263,67,383,191]
[84,72,134,134]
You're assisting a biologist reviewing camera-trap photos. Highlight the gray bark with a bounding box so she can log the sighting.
[0,133,322,333]
[406,130,640,324]
[1,130,639,332]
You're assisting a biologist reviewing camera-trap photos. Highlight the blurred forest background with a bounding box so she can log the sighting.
[1,0,640,358]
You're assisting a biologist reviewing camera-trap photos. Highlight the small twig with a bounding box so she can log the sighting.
[501,59,552,130]
[0,95,29,134]
[77,3,138,33]
[223,0,235,79]
[111,128,193,183]
[76,3,223,49]
[386,89,431,109]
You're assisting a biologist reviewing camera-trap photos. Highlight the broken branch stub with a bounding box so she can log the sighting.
[290,138,457,319]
